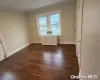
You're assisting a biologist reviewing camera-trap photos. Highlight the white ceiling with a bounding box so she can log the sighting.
[0,0,66,11]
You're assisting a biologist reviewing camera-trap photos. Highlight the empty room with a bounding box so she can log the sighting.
[0,0,99,80]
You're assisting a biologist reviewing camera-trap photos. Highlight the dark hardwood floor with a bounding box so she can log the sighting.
[0,44,79,80]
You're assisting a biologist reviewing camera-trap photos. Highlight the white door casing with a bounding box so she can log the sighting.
[76,0,83,68]
[0,39,5,61]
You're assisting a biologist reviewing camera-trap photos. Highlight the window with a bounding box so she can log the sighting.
[38,16,48,35]
[37,11,61,36]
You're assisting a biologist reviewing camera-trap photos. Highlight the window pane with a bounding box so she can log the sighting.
[38,17,47,35]
[39,17,47,25]
[50,14,60,24]
[50,14,61,35]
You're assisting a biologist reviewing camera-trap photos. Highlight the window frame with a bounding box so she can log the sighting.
[36,11,62,36]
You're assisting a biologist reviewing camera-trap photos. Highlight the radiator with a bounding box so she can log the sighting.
[41,35,57,46]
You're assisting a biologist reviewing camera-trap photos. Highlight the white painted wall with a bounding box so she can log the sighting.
[81,0,100,79]
[28,1,76,44]
[0,1,76,59]
[0,10,31,57]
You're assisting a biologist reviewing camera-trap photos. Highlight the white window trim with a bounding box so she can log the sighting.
[36,11,62,36]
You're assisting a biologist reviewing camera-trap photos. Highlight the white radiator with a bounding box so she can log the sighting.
[41,35,57,46]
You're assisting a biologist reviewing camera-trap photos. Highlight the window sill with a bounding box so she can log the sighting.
[40,34,61,36]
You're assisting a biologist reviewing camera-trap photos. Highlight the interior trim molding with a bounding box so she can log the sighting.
[59,41,76,45]
[79,69,82,80]
[32,41,76,45]
[7,43,31,57]
[32,41,41,43]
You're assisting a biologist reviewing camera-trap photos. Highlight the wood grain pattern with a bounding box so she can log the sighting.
[0,44,79,80]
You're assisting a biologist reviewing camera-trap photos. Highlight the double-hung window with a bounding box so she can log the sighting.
[37,11,61,36]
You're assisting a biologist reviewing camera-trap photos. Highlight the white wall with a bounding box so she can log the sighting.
[0,0,76,58]
[0,10,31,57]
[28,0,76,44]
[81,0,100,79]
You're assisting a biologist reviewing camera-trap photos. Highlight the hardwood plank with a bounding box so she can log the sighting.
[0,44,79,80]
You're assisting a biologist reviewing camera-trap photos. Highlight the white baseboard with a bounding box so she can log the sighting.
[32,41,41,44]
[59,41,76,44]
[7,43,31,57]
[32,41,76,45]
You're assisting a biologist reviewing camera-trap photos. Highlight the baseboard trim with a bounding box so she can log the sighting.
[7,43,31,57]
[32,41,41,44]
[59,41,76,45]
[32,41,76,45]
